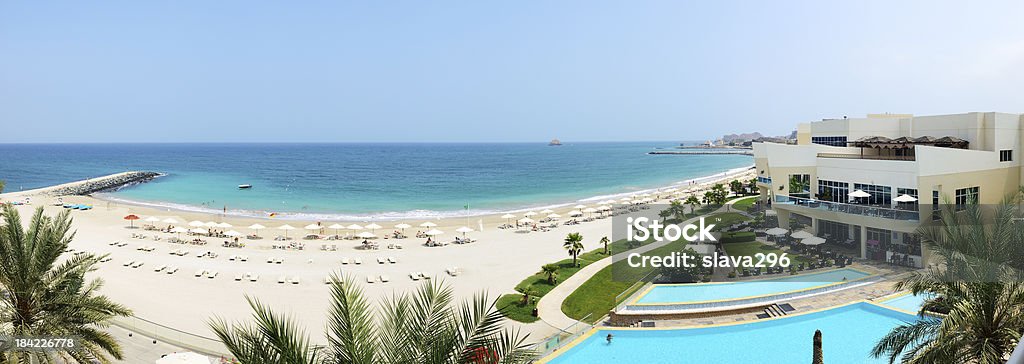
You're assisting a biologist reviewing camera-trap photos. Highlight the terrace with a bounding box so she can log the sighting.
[774,195,920,221]
[815,135,968,161]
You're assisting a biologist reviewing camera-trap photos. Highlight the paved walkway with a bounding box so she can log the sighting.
[535,199,745,332]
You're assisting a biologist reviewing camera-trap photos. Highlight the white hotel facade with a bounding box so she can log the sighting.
[753,112,1024,267]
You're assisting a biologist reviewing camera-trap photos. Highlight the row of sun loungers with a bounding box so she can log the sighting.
[266,257,285,264]
[109,241,129,247]
[194,269,218,278]
[376,256,398,264]
[340,257,363,265]
[227,254,249,262]
[277,276,300,284]
[130,233,161,240]
[136,245,156,252]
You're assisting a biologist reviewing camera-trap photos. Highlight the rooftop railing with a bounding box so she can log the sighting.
[774,195,920,221]
[817,153,915,161]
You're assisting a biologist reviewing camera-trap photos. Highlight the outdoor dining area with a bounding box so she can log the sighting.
[778,187,920,221]
[764,227,853,271]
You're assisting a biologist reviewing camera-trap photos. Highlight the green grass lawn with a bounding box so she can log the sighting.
[497,238,648,323]
[706,212,749,231]
[729,196,759,211]
[560,239,694,323]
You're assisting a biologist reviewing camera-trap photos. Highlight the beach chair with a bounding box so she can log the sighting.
[277,276,287,284]
[379,275,389,283]
[248,273,258,282]
[229,255,237,261]
[377,257,386,264]
[354,258,363,265]
[207,270,218,279]
[275,258,283,264]
[367,275,376,283]
[267,257,275,264]
[388,257,397,264]
[290,276,300,284]
[234,273,244,281]
[418,272,429,280]
[408,273,419,281]
[166,266,178,274]
[154,264,167,272]
[194,269,206,277]
[240,255,248,262]
[123,260,135,267]
[341,257,350,264]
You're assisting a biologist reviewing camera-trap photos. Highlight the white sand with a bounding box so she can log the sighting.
[0,168,754,347]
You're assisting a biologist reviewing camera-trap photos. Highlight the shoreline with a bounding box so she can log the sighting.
[10,164,755,222]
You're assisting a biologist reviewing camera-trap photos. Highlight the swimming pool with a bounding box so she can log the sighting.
[544,302,917,363]
[635,268,872,304]
[879,293,931,314]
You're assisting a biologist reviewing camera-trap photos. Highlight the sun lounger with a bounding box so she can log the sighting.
[366,275,376,283]
[166,266,178,274]
[123,260,135,267]
[267,257,275,263]
[207,270,218,278]
[419,272,429,279]
[341,257,350,264]
[154,264,167,272]
[275,258,283,264]
[290,276,300,284]
[278,276,287,284]
[100,257,112,262]
[388,257,397,264]
[354,258,362,265]
[377,257,385,264]
[229,255,237,261]
[239,255,248,262]
[195,269,206,277]
[409,272,420,281]
[446,267,461,276]
[248,273,258,282]
[234,273,244,281]
[379,275,389,283]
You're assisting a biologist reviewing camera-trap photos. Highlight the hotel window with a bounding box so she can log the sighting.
[853,183,891,206]
[1000,149,1013,162]
[817,180,848,203]
[788,174,811,198]
[932,190,940,221]
[811,136,848,147]
[954,186,979,210]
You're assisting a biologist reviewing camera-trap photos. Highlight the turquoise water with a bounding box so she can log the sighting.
[547,303,917,363]
[636,268,871,304]
[880,293,930,313]
[0,143,752,220]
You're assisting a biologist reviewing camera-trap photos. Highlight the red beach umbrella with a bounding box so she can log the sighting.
[124,214,140,228]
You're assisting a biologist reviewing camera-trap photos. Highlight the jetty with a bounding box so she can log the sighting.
[648,150,753,156]
[4,171,162,197]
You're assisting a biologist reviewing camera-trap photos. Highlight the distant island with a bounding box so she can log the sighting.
[549,138,562,146]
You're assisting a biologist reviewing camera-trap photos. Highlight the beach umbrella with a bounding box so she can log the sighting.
[304,223,321,231]
[583,207,598,214]
[539,209,554,214]
[278,224,295,238]
[518,217,535,224]
[365,223,382,232]
[455,226,474,238]
[189,228,209,235]
[573,204,587,209]
[801,236,827,246]
[501,214,516,225]
[848,190,871,198]
[894,194,918,203]
[356,231,376,239]
[346,224,364,231]
[162,218,179,224]
[328,223,346,235]
[765,227,789,236]
[216,222,233,228]
[523,211,538,217]
[419,222,437,228]
[144,216,161,223]
[547,213,561,219]
[425,229,444,236]
[188,220,205,227]
[600,205,612,211]
[790,230,814,239]
[394,223,411,234]
[248,223,265,237]
[204,221,219,228]
[155,351,213,364]
[123,214,140,228]
[568,210,583,217]
[224,230,242,237]
[170,226,188,238]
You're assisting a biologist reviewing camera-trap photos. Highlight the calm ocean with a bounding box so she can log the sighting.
[0,143,751,220]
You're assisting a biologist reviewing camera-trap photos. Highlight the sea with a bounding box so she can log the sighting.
[0,142,752,220]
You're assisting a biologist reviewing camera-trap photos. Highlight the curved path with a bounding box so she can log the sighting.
[535,198,751,331]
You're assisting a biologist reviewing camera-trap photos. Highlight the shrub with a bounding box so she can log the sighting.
[720,231,755,244]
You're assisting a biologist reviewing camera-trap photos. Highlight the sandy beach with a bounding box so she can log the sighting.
[0,167,754,352]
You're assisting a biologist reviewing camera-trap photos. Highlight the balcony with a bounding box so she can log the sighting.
[816,153,915,161]
[774,195,920,221]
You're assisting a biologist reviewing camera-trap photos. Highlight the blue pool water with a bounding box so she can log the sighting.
[547,303,917,363]
[0,143,752,219]
[880,293,930,313]
[636,268,871,304]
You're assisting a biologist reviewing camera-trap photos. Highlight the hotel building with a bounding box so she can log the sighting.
[753,112,1024,267]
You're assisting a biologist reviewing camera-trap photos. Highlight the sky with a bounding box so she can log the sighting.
[2,1,1024,143]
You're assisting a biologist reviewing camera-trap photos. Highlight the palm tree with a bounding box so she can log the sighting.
[684,195,701,214]
[0,179,5,194]
[871,196,1024,363]
[0,205,132,363]
[729,179,744,195]
[563,232,584,267]
[600,236,610,255]
[212,276,534,364]
[541,264,558,285]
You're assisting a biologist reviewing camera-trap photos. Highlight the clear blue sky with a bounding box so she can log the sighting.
[2,1,1023,143]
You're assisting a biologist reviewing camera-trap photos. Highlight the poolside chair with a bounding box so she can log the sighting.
[234,273,244,281]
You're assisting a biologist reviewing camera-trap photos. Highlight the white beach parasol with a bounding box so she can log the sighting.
[328,223,345,235]
[189,228,208,235]
[203,221,218,228]
[425,229,444,236]
[790,230,814,239]
[501,214,516,225]
[455,226,474,238]
[346,224,364,231]
[801,236,827,246]
[540,209,554,214]
[145,217,162,223]
[278,224,295,238]
[155,351,213,364]
[848,190,871,198]
[573,204,587,209]
[394,223,411,229]
[894,194,918,202]
[304,224,321,230]
[518,217,535,224]
[162,218,179,224]
[547,213,561,219]
[216,222,232,228]
[419,222,438,228]
[170,227,188,234]
[224,230,242,237]
[523,211,538,217]
[188,220,205,227]
[568,210,583,217]
[356,231,376,239]
[248,224,265,230]
[582,207,598,214]
[365,223,382,232]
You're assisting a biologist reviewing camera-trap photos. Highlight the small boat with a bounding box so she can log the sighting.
[548,138,562,146]
[238,184,253,189]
